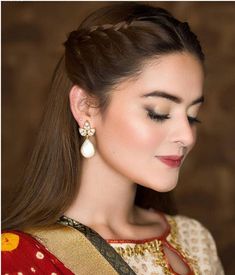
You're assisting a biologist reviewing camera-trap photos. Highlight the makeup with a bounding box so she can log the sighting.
[156,155,183,168]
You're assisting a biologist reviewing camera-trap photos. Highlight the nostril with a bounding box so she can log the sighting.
[180,125,195,147]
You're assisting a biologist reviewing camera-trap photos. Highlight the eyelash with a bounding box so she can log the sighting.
[146,109,201,125]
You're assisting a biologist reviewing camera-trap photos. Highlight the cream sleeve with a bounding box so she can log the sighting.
[200,223,224,275]
[173,215,225,275]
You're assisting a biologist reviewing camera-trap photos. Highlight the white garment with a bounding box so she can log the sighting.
[107,214,224,275]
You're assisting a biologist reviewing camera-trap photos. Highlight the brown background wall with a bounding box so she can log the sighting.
[2,2,235,273]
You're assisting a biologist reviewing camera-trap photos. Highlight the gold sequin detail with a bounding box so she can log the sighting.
[114,239,172,275]
[166,216,201,275]
[113,216,202,275]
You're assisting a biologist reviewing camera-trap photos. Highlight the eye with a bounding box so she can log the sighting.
[146,108,201,125]
[188,116,201,125]
[146,109,170,122]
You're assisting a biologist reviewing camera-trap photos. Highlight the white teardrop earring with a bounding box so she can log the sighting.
[79,120,96,158]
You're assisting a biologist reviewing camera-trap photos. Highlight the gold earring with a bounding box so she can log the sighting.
[79,120,96,158]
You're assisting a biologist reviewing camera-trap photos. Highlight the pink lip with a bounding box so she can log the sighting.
[156,155,184,168]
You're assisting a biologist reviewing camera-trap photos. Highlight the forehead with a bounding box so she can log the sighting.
[113,52,204,103]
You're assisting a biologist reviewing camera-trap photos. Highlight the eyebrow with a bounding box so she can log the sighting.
[140,91,204,106]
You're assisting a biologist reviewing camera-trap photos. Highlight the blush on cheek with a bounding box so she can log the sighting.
[97,102,166,163]
[117,117,166,155]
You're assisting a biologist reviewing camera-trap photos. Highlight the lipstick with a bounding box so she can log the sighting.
[156,155,183,168]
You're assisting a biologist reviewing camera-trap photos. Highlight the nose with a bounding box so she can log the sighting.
[171,117,196,148]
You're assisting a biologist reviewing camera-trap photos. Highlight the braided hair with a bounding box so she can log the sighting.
[64,3,204,113]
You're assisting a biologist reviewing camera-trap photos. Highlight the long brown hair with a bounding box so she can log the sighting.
[3,2,204,230]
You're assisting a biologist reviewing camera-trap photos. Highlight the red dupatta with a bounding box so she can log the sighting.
[2,230,74,274]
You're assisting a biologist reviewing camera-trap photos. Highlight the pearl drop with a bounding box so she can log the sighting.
[80,138,95,158]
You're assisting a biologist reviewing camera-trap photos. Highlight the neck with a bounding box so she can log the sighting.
[64,153,138,228]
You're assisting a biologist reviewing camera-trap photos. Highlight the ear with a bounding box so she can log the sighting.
[69,85,99,128]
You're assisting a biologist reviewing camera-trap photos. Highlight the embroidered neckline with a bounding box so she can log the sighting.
[108,216,201,275]
[59,214,200,275]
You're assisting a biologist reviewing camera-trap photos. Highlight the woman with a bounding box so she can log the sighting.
[2,3,224,275]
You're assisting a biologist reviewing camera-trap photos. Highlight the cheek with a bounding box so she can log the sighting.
[123,119,165,152]
[97,107,166,158]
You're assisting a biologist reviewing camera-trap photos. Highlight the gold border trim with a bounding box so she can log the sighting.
[25,224,118,275]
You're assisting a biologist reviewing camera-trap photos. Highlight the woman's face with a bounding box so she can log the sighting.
[94,52,204,192]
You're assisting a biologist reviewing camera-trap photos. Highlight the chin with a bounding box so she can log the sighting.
[153,182,178,192]
[144,174,179,193]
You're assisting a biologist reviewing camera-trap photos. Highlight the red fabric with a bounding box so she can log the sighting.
[1,230,74,275]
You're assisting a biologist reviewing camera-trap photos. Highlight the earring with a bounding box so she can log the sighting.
[79,120,96,158]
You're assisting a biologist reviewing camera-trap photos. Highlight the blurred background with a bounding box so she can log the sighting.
[2,1,235,273]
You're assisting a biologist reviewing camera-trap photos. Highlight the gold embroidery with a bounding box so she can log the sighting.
[166,216,201,275]
[113,216,201,275]
[114,240,172,274]
[25,225,119,275]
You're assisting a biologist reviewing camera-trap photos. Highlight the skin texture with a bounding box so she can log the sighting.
[66,52,204,241]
